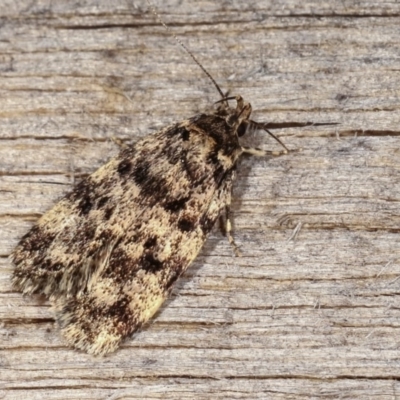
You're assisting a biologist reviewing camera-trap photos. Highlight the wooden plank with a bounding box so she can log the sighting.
[1,0,400,399]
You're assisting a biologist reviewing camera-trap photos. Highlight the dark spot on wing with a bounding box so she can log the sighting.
[117,159,132,175]
[143,236,157,249]
[180,127,190,141]
[97,196,109,208]
[164,196,190,212]
[67,178,96,216]
[178,217,195,232]
[131,160,151,186]
[107,298,131,323]
[141,253,164,273]
[78,194,93,215]
[103,206,114,220]
[165,125,190,141]
[131,159,170,202]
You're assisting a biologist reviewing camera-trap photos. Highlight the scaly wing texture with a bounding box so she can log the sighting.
[11,114,238,354]
[58,174,234,354]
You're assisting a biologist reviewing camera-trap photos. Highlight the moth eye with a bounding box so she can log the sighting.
[237,121,248,137]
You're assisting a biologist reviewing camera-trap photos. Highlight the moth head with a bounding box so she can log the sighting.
[213,94,289,153]
[215,95,252,138]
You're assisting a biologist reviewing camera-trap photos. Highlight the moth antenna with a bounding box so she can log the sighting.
[146,0,226,101]
[249,120,289,152]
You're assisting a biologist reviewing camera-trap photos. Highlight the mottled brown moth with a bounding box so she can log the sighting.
[11,3,290,355]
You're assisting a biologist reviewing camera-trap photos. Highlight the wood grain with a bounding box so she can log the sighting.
[1,0,400,399]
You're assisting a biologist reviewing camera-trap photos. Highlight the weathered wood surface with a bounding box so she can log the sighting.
[1,0,400,399]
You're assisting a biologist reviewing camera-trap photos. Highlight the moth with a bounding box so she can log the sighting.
[11,4,289,355]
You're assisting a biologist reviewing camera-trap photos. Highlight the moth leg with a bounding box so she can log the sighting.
[219,215,227,236]
[242,146,288,157]
[222,189,242,257]
[225,208,242,257]
[208,170,241,256]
